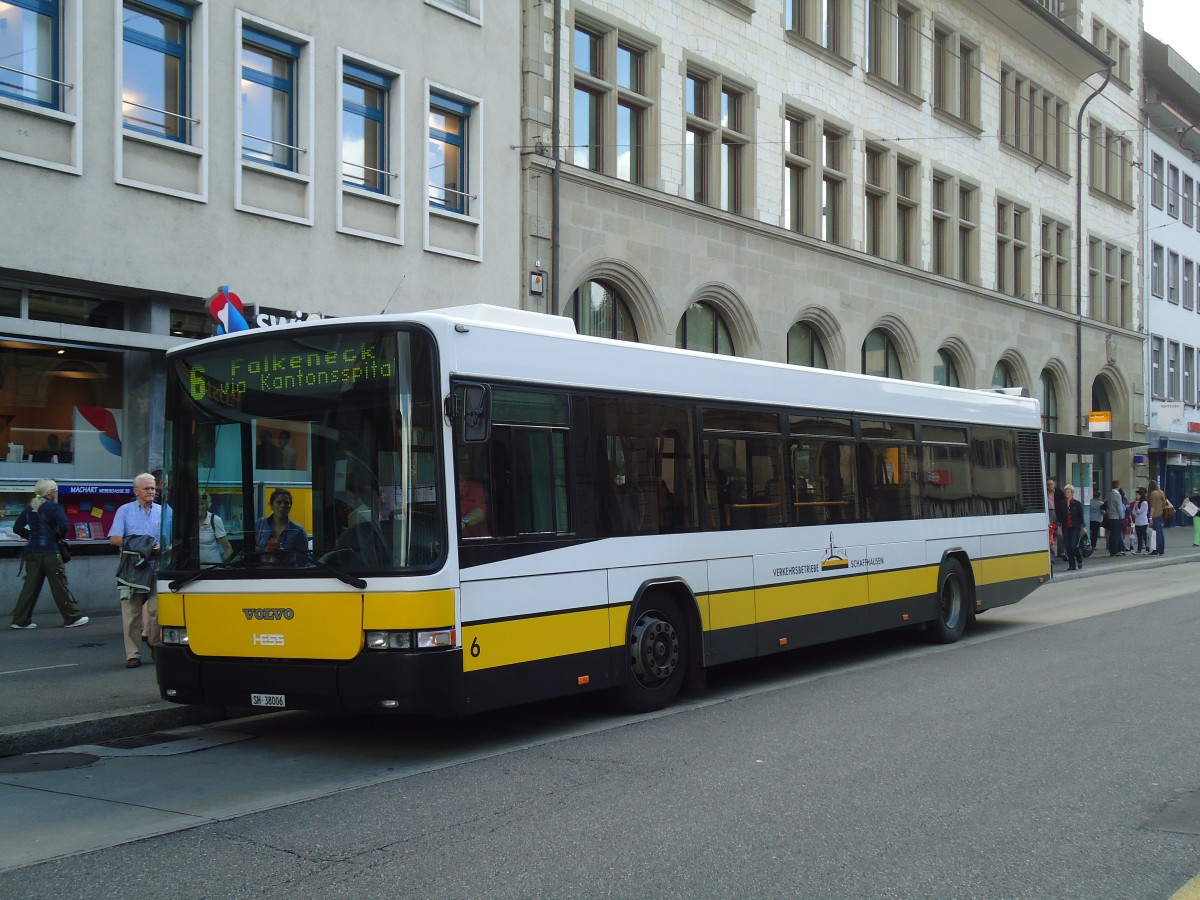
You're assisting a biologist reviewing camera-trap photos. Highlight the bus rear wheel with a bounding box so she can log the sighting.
[617,594,688,713]
[928,559,968,644]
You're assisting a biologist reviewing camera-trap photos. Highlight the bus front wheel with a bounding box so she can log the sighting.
[929,559,968,644]
[617,594,688,713]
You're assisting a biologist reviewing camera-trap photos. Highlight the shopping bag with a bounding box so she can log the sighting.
[1182,499,1198,518]
[1149,528,1157,553]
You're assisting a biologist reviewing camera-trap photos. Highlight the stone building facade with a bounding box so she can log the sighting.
[519,0,1146,495]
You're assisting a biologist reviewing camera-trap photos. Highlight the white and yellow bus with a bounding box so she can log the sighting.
[157,305,1049,715]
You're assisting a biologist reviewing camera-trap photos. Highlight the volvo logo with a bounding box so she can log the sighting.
[242,608,295,620]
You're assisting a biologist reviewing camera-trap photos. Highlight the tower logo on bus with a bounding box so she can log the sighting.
[821,533,849,571]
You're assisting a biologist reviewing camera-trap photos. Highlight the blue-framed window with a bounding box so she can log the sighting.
[342,63,390,193]
[429,93,470,214]
[122,0,192,142]
[241,27,299,170]
[0,0,62,109]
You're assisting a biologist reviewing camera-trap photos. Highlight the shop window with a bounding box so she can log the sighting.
[0,341,126,478]
[28,292,124,329]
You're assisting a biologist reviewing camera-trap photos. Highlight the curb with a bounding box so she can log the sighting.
[0,703,232,758]
[1049,549,1199,582]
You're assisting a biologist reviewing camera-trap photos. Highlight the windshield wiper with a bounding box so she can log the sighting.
[168,547,368,591]
[167,547,249,592]
[304,550,368,589]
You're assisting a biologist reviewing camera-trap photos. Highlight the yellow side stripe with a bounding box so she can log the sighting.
[464,607,611,672]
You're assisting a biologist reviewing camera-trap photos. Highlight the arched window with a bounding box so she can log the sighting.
[1091,378,1113,420]
[675,301,734,355]
[862,329,902,378]
[566,280,639,342]
[933,349,960,387]
[1040,370,1059,433]
[787,321,828,368]
[992,360,1017,389]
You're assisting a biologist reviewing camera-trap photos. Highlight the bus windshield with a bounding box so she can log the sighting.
[162,326,443,576]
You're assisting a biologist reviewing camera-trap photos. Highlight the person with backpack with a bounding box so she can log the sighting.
[9,478,89,629]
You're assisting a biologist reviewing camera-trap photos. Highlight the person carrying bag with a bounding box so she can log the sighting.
[8,477,89,629]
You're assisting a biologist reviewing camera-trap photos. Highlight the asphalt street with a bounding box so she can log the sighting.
[0,557,1196,897]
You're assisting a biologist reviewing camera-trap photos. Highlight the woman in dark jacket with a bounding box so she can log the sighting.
[10,478,88,629]
[1061,485,1085,571]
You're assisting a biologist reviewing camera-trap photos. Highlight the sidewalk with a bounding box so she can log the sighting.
[0,612,228,758]
[2,538,1199,758]
[1049,529,1200,581]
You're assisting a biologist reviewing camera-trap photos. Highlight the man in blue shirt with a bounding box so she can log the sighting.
[109,472,163,668]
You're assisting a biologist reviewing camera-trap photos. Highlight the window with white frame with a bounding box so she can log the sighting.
[820,125,847,245]
[1040,217,1069,310]
[1169,250,1180,304]
[1120,247,1132,327]
[1087,119,1131,205]
[1091,17,1130,85]
[865,145,886,258]
[784,110,811,235]
[1168,340,1180,401]
[572,21,654,184]
[1185,258,1195,311]
[428,92,472,214]
[684,67,751,213]
[997,199,1030,298]
[1186,346,1196,406]
[1151,336,1164,398]
[865,145,917,265]
[931,172,978,283]
[342,61,394,194]
[867,0,919,96]
[122,1,192,142]
[1185,176,1195,227]
[1087,236,1101,320]
[0,0,62,109]
[1000,66,1068,173]
[1168,164,1180,218]
[932,24,979,126]
[1151,153,1164,208]
[786,0,850,59]
[1151,242,1164,297]
[242,28,301,170]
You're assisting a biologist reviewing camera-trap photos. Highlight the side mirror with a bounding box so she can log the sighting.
[460,383,490,443]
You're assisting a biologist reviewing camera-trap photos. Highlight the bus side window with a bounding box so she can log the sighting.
[658,428,695,532]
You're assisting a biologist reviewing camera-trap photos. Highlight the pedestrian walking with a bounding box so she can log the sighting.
[109,472,163,668]
[9,478,89,629]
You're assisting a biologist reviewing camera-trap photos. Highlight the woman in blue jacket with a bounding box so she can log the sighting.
[10,478,88,629]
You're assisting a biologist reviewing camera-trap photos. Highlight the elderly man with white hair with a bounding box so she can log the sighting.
[109,472,164,668]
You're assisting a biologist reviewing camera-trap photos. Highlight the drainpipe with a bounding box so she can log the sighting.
[551,0,562,317]
[1074,63,1113,437]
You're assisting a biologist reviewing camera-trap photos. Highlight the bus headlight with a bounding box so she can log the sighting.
[365,630,412,650]
[416,628,456,649]
[161,627,188,645]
